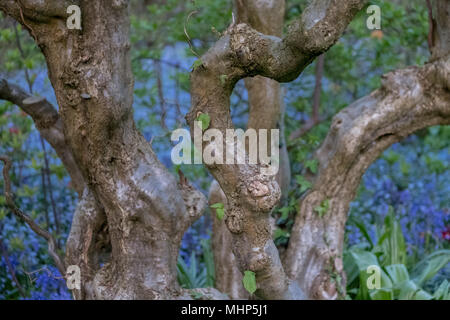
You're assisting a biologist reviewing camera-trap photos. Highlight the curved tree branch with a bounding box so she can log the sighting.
[186,0,367,300]
[284,54,450,299]
[209,0,288,300]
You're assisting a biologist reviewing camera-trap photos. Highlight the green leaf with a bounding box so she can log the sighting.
[243,270,257,294]
[350,216,374,249]
[177,251,207,289]
[314,199,329,218]
[0,208,6,220]
[432,280,450,300]
[31,158,41,170]
[343,250,360,285]
[191,59,203,71]
[304,159,318,174]
[200,239,215,288]
[273,228,289,240]
[216,208,225,220]
[210,202,224,209]
[210,202,225,220]
[348,248,392,300]
[396,280,432,300]
[10,237,25,251]
[370,288,394,300]
[50,164,66,181]
[295,175,312,193]
[377,207,406,266]
[196,113,210,131]
[278,207,290,221]
[24,58,34,69]
[410,250,450,286]
[385,264,410,284]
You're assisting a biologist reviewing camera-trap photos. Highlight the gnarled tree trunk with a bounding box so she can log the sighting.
[0,0,448,300]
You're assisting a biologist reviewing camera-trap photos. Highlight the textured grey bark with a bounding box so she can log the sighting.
[1,0,208,299]
[209,181,248,299]
[0,0,447,300]
[284,1,450,299]
[209,0,287,300]
[187,0,368,300]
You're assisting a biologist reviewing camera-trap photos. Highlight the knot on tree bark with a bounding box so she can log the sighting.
[239,175,281,213]
[225,207,245,234]
[229,23,269,75]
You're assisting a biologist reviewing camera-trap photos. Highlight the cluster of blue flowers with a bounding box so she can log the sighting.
[347,133,449,255]
[1,128,447,299]
[26,267,71,300]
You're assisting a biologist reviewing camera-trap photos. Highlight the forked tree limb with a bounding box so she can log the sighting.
[284,0,450,300]
[208,0,288,299]
[2,0,447,301]
[187,0,368,300]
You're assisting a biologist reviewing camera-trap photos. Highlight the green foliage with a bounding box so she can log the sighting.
[304,159,318,174]
[314,199,330,218]
[295,175,312,193]
[375,207,407,266]
[191,59,203,71]
[210,202,225,221]
[345,208,450,300]
[177,239,215,289]
[200,239,215,288]
[196,113,211,131]
[424,126,450,150]
[432,280,450,300]
[273,228,290,242]
[0,0,445,300]
[411,250,450,287]
[242,270,257,295]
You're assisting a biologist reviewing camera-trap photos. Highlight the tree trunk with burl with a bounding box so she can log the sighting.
[0,0,448,300]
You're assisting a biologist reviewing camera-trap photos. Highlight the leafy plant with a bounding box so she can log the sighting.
[177,239,215,289]
[345,208,450,300]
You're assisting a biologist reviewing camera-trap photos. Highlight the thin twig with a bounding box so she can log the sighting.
[154,61,168,131]
[0,155,66,276]
[13,23,62,243]
[13,22,33,94]
[39,137,61,242]
[16,1,37,41]
[184,10,200,58]
[289,54,325,141]
[0,232,27,298]
[312,54,324,123]
[426,0,434,53]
